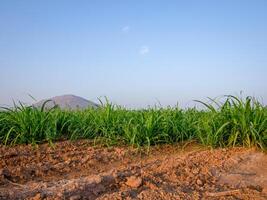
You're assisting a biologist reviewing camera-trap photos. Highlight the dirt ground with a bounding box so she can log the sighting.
[0,140,266,200]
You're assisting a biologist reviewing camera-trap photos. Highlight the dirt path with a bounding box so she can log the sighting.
[0,140,266,200]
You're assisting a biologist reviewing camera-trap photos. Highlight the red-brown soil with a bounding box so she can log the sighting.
[0,140,266,200]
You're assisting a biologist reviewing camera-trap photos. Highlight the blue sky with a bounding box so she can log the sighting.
[0,0,267,107]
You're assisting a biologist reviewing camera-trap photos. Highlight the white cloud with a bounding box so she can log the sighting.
[139,46,149,55]
[122,26,130,33]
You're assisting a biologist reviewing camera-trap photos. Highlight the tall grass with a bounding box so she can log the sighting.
[0,96,266,149]
[195,96,267,149]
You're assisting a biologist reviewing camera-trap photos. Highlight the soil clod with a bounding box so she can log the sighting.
[125,176,142,188]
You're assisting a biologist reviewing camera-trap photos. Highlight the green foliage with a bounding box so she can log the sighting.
[195,96,267,149]
[0,96,266,149]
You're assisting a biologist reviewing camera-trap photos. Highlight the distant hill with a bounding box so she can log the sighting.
[33,94,99,110]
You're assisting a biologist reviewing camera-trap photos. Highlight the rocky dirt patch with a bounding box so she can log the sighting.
[0,140,266,199]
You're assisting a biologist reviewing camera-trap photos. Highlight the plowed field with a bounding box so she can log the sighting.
[0,141,266,200]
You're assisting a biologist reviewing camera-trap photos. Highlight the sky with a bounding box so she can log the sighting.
[0,0,267,108]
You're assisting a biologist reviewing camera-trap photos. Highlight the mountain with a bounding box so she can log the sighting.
[33,94,99,110]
